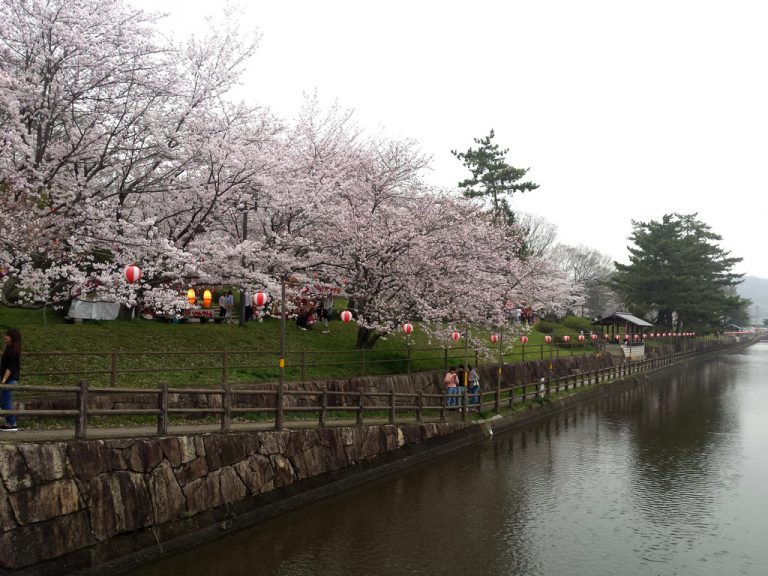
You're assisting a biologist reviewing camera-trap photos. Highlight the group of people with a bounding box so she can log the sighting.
[218,291,235,324]
[296,298,333,332]
[443,364,481,411]
[514,305,536,325]
[1,328,21,431]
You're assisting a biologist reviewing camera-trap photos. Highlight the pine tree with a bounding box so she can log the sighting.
[612,213,750,331]
[451,130,538,224]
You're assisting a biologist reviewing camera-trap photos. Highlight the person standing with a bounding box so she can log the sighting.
[218,291,227,322]
[468,364,481,411]
[1,328,21,431]
[224,291,234,324]
[456,364,466,412]
[443,366,458,408]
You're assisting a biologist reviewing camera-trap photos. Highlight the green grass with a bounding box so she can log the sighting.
[0,307,599,388]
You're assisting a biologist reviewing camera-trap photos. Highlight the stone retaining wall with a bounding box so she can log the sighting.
[0,422,471,574]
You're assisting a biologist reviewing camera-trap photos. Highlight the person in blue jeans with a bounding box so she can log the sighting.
[443,367,458,407]
[468,364,481,411]
[1,328,21,431]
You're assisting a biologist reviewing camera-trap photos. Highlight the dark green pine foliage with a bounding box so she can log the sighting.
[451,129,538,225]
[612,213,750,332]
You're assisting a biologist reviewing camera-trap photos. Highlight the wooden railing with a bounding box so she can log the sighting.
[22,338,702,387]
[1,339,736,439]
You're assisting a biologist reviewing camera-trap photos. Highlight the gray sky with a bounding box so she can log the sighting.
[138,0,767,278]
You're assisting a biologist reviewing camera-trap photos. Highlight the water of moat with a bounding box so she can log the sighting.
[129,343,768,576]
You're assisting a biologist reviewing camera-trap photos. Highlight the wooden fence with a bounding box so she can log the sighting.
[1,341,732,439]
[21,342,613,387]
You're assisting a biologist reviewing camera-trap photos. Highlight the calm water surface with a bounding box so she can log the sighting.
[130,344,768,576]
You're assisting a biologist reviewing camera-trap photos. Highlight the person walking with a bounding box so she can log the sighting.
[1,328,21,431]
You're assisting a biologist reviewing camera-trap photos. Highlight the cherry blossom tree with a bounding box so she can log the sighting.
[0,0,580,342]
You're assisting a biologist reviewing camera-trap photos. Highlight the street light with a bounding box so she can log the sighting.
[277,276,286,430]
[238,204,248,327]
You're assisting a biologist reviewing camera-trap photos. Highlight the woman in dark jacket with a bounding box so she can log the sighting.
[1,328,21,431]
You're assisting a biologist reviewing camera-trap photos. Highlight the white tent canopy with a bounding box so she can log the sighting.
[68,297,120,320]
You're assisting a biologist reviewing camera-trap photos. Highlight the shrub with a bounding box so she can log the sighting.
[535,320,559,334]
[562,316,592,332]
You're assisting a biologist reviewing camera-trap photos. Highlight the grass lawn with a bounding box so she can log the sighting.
[0,306,598,388]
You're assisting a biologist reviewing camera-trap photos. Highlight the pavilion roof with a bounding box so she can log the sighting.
[592,312,654,328]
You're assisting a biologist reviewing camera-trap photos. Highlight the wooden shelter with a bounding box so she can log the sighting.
[592,312,654,361]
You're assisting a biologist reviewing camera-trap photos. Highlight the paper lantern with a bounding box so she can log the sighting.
[578,334,585,342]
[451,330,460,342]
[490,334,499,344]
[544,335,552,343]
[520,336,528,344]
[591,334,598,341]
[402,323,413,335]
[604,333,610,340]
[186,288,196,305]
[125,265,142,284]
[340,310,352,323]
[202,289,212,308]
[563,335,570,343]
[615,334,621,341]
[253,292,268,307]
[634,334,639,341]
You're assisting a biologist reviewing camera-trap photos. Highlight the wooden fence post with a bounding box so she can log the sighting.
[320,389,328,427]
[389,388,396,424]
[157,382,169,436]
[495,380,501,415]
[461,388,468,421]
[222,384,231,433]
[440,392,446,421]
[357,391,364,426]
[221,351,228,384]
[75,380,88,439]
[417,391,423,422]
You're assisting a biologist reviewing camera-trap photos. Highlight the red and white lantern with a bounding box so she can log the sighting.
[490,334,499,344]
[125,265,142,284]
[544,335,552,344]
[402,323,413,335]
[578,334,585,342]
[340,310,352,323]
[591,333,598,341]
[563,335,571,343]
[615,334,621,341]
[520,336,528,344]
[253,292,269,307]
[634,334,640,341]
[451,330,461,342]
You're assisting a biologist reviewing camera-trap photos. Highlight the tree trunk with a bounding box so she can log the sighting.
[356,326,380,349]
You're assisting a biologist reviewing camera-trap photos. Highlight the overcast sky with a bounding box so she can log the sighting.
[135,0,767,278]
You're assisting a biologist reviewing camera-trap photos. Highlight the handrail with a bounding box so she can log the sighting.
[0,338,747,439]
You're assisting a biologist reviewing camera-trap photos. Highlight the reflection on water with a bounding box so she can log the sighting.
[130,344,768,576]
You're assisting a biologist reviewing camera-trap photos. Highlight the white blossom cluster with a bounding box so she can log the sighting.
[0,0,581,336]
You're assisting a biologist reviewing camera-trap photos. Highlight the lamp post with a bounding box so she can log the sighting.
[239,206,248,327]
[277,276,286,430]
